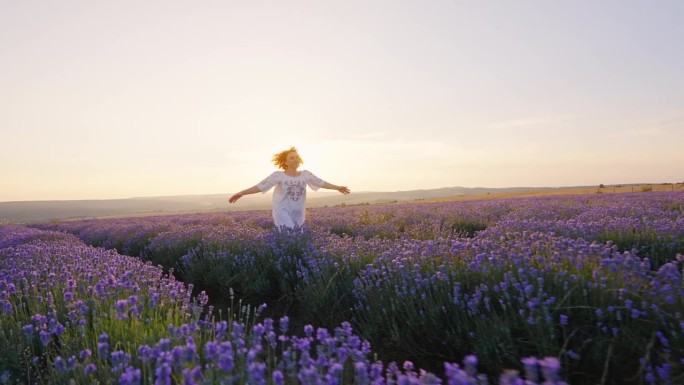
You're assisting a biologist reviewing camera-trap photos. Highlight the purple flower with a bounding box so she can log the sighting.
[39,330,51,346]
[138,345,153,363]
[111,350,130,370]
[499,370,524,385]
[463,355,477,376]
[273,370,284,385]
[184,339,198,363]
[51,322,65,336]
[279,316,289,334]
[79,349,92,360]
[22,324,33,339]
[299,366,322,385]
[444,362,470,385]
[521,357,538,382]
[257,303,267,314]
[119,366,141,385]
[150,292,160,308]
[205,340,219,361]
[182,366,201,385]
[248,362,267,385]
[171,346,184,369]
[85,363,97,375]
[327,363,344,384]
[566,350,580,360]
[54,356,67,374]
[656,331,670,348]
[98,341,109,359]
[316,327,330,341]
[656,364,671,383]
[355,361,369,385]
[218,350,234,372]
[115,300,129,320]
[154,363,172,385]
[115,299,128,313]
[539,357,561,382]
[304,324,314,337]
[94,283,106,297]
[67,356,77,370]
[215,320,228,338]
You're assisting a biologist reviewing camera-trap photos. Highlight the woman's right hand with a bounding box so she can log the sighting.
[228,193,242,203]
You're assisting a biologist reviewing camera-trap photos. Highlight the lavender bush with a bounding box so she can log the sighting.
[0,225,567,384]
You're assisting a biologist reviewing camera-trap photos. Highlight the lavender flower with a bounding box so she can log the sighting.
[539,357,565,384]
[53,356,67,374]
[85,364,97,375]
[154,363,172,385]
[248,362,267,385]
[273,370,285,385]
[521,357,538,382]
[119,366,141,385]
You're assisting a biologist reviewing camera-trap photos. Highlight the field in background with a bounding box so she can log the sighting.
[427,182,684,203]
[2,182,682,223]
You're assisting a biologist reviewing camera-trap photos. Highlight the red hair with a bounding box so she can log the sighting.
[271,147,303,170]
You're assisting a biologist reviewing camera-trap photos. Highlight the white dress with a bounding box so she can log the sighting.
[256,170,326,228]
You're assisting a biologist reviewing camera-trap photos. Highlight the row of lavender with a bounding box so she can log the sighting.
[0,225,559,384]
[30,192,684,383]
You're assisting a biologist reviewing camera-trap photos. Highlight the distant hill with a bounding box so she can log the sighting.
[3,183,674,224]
[0,186,553,223]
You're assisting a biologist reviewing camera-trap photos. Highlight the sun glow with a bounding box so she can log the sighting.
[1,1,683,201]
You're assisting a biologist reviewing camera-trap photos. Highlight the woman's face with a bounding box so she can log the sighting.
[285,151,301,170]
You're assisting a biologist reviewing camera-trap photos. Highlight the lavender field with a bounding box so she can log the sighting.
[1,191,683,384]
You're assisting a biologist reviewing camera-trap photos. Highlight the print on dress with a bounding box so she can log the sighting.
[285,180,306,201]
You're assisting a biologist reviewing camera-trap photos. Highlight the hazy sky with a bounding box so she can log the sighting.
[2,1,683,201]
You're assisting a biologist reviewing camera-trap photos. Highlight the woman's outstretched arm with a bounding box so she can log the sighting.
[229,185,261,203]
[322,182,350,195]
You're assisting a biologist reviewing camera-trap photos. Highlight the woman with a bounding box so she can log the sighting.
[229,147,350,228]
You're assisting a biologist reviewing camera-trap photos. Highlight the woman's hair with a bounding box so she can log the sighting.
[272,146,302,170]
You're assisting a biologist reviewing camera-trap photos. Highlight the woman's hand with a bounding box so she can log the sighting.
[228,186,260,204]
[321,182,350,195]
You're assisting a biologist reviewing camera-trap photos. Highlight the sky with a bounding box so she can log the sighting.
[1,1,683,202]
